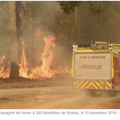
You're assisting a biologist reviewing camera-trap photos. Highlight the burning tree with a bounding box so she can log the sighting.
[9,1,19,78]
[0,1,71,79]
[16,1,23,60]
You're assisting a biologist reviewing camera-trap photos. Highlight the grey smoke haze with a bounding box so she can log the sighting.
[0,1,120,68]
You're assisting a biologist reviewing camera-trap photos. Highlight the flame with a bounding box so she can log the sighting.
[0,55,5,64]
[20,25,23,30]
[35,28,43,37]
[0,28,70,79]
[0,56,10,78]
[19,13,22,20]
[18,37,29,78]
[18,28,70,79]
[29,36,56,78]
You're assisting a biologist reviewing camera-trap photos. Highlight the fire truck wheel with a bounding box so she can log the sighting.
[87,89,96,97]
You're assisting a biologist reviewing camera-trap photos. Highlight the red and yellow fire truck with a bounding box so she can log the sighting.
[72,41,120,96]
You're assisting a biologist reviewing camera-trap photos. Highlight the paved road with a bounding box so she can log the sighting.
[0,86,120,109]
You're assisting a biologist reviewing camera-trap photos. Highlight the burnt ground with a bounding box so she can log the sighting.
[0,74,72,89]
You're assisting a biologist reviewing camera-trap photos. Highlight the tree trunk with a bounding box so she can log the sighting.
[74,6,78,42]
[30,8,34,68]
[15,1,22,60]
[30,2,36,68]
[9,1,19,78]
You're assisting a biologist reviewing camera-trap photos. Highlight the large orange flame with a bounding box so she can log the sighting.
[29,36,56,78]
[0,28,70,79]
[18,37,29,78]
[0,56,10,78]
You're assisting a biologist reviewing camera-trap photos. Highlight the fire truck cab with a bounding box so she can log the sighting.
[72,41,120,96]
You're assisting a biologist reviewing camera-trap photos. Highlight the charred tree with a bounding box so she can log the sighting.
[9,1,19,78]
[15,1,22,60]
[74,6,79,42]
[29,2,36,68]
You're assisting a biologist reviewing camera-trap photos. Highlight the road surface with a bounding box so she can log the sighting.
[0,86,120,109]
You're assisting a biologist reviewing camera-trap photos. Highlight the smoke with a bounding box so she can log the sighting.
[1,1,120,72]
[21,2,62,68]
[79,2,120,43]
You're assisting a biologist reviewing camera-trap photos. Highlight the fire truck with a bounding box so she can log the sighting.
[72,41,120,96]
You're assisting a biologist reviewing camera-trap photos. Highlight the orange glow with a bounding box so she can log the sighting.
[20,25,23,30]
[0,56,10,78]
[35,28,43,37]
[0,28,70,79]
[29,36,56,79]
[18,37,29,78]
[19,13,22,20]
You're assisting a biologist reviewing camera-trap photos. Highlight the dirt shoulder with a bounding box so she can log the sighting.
[0,86,120,109]
[1,74,120,109]
[0,74,72,89]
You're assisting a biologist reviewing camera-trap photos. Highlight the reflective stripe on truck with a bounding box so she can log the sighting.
[74,80,111,90]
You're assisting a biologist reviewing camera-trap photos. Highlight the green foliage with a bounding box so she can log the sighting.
[58,1,81,14]
[58,1,104,16]
[88,1,104,16]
